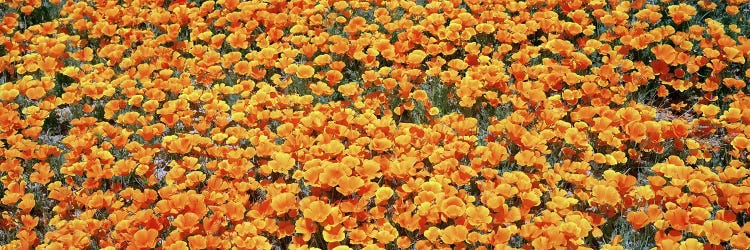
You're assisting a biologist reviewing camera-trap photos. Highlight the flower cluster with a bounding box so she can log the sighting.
[1,0,750,249]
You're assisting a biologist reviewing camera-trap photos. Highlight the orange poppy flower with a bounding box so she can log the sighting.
[440,196,466,218]
[15,230,38,249]
[686,179,708,194]
[20,214,38,230]
[592,184,621,206]
[224,201,246,222]
[664,208,690,231]
[416,182,440,198]
[424,226,441,243]
[406,50,427,65]
[30,163,54,185]
[323,224,346,242]
[295,64,315,79]
[270,192,297,215]
[722,107,742,123]
[667,4,697,24]
[310,54,330,66]
[372,222,399,244]
[715,210,737,224]
[319,164,351,187]
[310,82,334,96]
[515,150,537,167]
[337,82,360,96]
[295,218,318,242]
[168,137,194,154]
[369,137,393,152]
[268,152,296,173]
[0,88,19,101]
[353,158,379,180]
[580,81,600,96]
[467,205,492,226]
[117,111,140,125]
[173,212,201,232]
[375,187,394,204]
[731,233,750,249]
[226,32,248,49]
[25,86,46,100]
[336,176,364,195]
[141,100,159,113]
[723,47,746,64]
[302,200,332,223]
[330,39,349,55]
[231,60,251,76]
[675,238,701,249]
[187,235,206,250]
[440,225,468,245]
[699,104,720,118]
[423,106,438,116]
[18,193,35,213]
[704,220,733,245]
[325,70,343,85]
[627,211,650,230]
[133,229,158,249]
[644,206,662,222]
[546,39,575,55]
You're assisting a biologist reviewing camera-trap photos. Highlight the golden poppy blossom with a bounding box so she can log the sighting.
[296,64,315,79]
[133,229,159,249]
[592,185,621,206]
[270,192,297,214]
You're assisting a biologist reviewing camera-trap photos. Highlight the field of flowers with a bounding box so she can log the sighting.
[1,0,750,249]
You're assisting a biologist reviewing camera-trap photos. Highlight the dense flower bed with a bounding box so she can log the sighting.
[1,0,750,249]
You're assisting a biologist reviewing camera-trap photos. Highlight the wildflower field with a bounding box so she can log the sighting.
[1,0,750,249]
